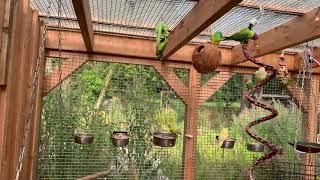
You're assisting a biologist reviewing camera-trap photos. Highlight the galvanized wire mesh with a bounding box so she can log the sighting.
[31,0,320,50]
[39,54,185,179]
[39,51,320,179]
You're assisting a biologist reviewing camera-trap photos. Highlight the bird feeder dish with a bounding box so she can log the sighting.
[247,142,264,152]
[192,43,221,74]
[221,138,236,149]
[111,131,130,147]
[152,132,177,147]
[288,141,320,153]
[74,133,94,144]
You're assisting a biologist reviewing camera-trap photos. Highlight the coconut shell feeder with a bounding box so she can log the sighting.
[192,43,221,74]
[247,142,264,152]
[111,131,130,147]
[74,133,94,145]
[152,132,177,147]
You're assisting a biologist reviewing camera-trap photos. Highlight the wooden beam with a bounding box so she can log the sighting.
[26,12,41,180]
[43,57,87,95]
[44,50,191,96]
[46,30,318,73]
[71,0,94,52]
[231,7,320,65]
[0,0,11,85]
[153,63,188,104]
[199,70,234,105]
[162,0,242,59]
[183,67,200,180]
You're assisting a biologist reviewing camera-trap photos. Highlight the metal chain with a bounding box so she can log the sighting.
[293,48,307,153]
[14,1,52,180]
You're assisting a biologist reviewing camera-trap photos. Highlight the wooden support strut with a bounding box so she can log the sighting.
[199,70,234,105]
[153,63,189,104]
[43,57,87,95]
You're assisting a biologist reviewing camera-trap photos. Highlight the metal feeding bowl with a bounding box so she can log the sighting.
[247,143,264,152]
[288,141,320,153]
[221,138,236,149]
[74,133,94,144]
[215,136,236,148]
[111,131,130,147]
[152,132,177,147]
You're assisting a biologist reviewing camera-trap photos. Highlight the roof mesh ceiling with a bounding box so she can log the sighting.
[31,0,320,52]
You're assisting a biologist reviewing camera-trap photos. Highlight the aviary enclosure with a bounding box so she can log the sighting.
[1,0,320,180]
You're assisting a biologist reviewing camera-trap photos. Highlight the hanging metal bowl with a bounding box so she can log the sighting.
[215,136,236,148]
[288,141,320,153]
[111,131,130,147]
[221,138,236,149]
[74,133,94,144]
[152,132,177,147]
[247,142,264,152]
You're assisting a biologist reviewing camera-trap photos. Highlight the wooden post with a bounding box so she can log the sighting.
[183,67,200,180]
[302,75,320,179]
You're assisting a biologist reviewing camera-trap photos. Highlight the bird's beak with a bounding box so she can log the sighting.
[252,32,259,40]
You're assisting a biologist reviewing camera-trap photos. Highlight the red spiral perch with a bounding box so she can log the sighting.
[242,44,280,180]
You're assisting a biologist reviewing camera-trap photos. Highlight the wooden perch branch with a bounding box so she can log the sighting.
[77,170,112,180]
[95,64,116,110]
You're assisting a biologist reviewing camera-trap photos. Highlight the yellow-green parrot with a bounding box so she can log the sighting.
[254,67,268,83]
[168,124,182,135]
[246,79,255,90]
[218,128,229,148]
[211,27,258,45]
[155,22,169,59]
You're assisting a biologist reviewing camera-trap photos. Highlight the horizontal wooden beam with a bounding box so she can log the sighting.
[45,30,320,74]
[71,0,94,52]
[231,7,320,65]
[162,0,242,59]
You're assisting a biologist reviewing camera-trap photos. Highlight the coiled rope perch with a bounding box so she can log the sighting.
[242,44,280,180]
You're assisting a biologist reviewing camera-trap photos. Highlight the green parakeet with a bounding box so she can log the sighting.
[254,67,268,83]
[218,128,229,148]
[155,22,169,59]
[211,27,258,45]
[211,31,223,45]
[246,79,255,90]
[169,124,181,135]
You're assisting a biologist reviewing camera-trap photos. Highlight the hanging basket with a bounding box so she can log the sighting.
[192,43,221,74]
[247,142,264,152]
[288,141,320,153]
[111,131,130,147]
[74,133,94,144]
[152,132,177,147]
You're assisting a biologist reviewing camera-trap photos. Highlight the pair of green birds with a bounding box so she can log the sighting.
[211,26,259,45]
[155,22,259,58]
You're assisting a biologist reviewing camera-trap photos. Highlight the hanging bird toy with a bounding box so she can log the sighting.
[242,42,280,180]
[155,22,169,59]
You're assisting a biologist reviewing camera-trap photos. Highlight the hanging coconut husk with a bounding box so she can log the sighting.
[192,43,221,74]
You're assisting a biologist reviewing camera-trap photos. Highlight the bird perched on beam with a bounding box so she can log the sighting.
[155,22,169,59]
[211,26,259,45]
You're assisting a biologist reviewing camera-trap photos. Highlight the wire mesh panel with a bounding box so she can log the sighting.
[196,69,320,179]
[39,55,186,179]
